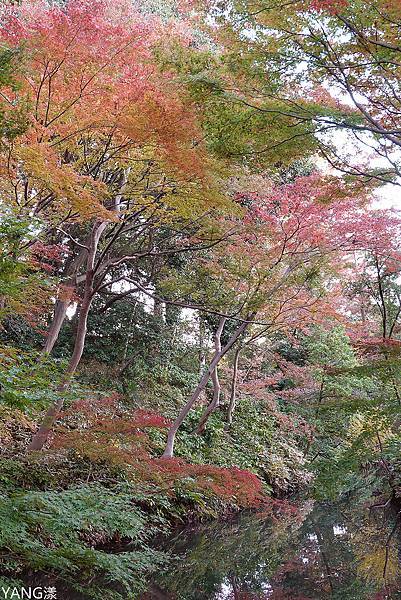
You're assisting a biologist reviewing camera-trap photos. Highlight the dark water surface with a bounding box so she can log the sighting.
[145,499,401,600]
[18,498,401,599]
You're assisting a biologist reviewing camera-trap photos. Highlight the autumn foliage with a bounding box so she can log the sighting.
[309,0,348,13]
[2,0,401,597]
[0,0,210,223]
[52,394,265,508]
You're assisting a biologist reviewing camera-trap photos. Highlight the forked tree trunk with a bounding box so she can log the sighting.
[42,170,129,356]
[30,172,130,451]
[28,220,107,451]
[162,315,253,458]
[195,317,225,434]
[42,248,88,355]
[226,346,241,428]
[64,220,108,379]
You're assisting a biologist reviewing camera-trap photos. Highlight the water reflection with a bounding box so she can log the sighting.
[145,500,401,600]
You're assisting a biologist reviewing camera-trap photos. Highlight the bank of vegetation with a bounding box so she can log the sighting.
[1,0,401,596]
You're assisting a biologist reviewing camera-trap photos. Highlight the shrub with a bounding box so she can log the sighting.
[0,483,168,599]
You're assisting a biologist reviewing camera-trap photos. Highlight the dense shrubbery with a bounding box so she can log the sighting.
[151,399,309,494]
[0,393,283,596]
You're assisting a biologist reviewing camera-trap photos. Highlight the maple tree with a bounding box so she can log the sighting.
[50,393,265,508]
[158,172,401,457]
[0,0,240,449]
[0,0,226,334]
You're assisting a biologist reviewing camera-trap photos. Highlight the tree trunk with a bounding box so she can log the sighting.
[195,367,221,434]
[42,297,71,354]
[30,171,130,451]
[62,288,94,382]
[162,315,252,458]
[25,396,65,451]
[28,220,107,451]
[226,347,241,428]
[63,220,107,383]
[42,247,88,355]
[195,317,225,434]
[42,170,129,356]
[198,314,206,375]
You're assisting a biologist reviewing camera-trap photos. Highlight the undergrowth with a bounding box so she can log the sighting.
[0,393,299,598]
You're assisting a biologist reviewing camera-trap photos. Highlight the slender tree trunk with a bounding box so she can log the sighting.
[198,314,206,375]
[42,170,129,356]
[226,347,241,428]
[62,288,94,381]
[42,248,88,355]
[162,316,252,458]
[29,172,130,451]
[25,397,65,452]
[195,367,221,434]
[42,298,71,354]
[28,220,107,451]
[195,317,226,434]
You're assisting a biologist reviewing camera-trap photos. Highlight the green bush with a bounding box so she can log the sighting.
[0,483,168,599]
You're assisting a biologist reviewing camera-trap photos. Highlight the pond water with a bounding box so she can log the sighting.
[144,499,401,600]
